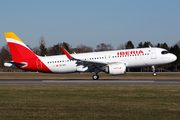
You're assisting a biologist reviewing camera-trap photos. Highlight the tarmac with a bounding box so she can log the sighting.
[0,79,180,84]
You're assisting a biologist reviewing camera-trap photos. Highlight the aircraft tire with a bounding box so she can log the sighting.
[92,75,99,80]
[153,72,157,76]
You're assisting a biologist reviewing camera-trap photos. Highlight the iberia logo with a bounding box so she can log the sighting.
[117,50,144,56]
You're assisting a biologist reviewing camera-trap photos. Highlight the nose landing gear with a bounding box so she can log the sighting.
[152,66,157,76]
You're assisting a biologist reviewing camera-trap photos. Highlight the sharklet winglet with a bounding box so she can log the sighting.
[62,47,73,59]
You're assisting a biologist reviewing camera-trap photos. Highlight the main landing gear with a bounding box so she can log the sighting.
[152,66,157,76]
[92,74,99,80]
[92,68,100,80]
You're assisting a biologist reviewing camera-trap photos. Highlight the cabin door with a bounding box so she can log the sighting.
[151,49,157,59]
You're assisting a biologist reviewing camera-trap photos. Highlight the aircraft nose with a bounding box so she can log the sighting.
[172,54,177,62]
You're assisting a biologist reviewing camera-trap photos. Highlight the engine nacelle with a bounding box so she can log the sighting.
[105,63,126,75]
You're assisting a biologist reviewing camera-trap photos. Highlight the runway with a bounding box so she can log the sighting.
[0,79,180,84]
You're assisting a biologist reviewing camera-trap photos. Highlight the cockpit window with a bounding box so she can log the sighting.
[161,51,169,54]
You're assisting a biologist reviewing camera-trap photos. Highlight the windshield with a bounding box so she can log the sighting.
[161,51,169,54]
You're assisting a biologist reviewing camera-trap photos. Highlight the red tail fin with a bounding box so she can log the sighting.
[4,32,52,73]
[4,32,37,62]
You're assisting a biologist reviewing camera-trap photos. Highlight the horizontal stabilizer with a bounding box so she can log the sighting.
[4,61,27,68]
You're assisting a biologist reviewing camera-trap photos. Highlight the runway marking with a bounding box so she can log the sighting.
[42,80,155,83]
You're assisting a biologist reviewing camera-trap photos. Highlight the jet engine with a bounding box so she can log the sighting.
[105,63,126,75]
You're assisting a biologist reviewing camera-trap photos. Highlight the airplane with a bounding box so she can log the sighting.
[4,32,177,80]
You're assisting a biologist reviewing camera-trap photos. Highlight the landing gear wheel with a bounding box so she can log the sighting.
[153,72,157,76]
[92,75,99,80]
[152,66,157,76]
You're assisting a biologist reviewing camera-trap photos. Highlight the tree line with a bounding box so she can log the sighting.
[0,37,180,72]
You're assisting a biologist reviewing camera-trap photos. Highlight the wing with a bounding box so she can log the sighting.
[62,47,108,71]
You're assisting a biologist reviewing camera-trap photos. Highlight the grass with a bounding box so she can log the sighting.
[0,72,180,79]
[0,73,180,119]
[0,84,180,120]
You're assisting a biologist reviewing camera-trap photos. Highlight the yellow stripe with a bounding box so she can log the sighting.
[4,32,24,43]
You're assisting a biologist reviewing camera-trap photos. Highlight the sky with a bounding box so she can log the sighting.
[1,0,180,49]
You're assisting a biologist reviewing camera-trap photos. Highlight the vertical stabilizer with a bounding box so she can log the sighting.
[4,32,36,62]
[4,32,52,73]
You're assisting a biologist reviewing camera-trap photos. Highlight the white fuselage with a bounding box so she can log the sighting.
[38,47,177,73]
